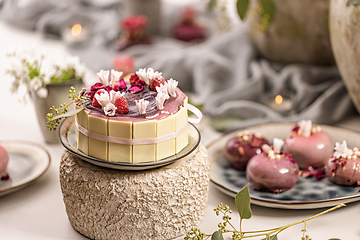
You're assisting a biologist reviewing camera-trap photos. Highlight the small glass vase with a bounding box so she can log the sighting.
[30,79,84,144]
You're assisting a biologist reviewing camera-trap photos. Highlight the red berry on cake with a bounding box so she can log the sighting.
[114,94,129,114]
[325,141,360,186]
[224,131,269,171]
[284,120,333,169]
[92,89,108,108]
[0,144,9,180]
[246,138,299,193]
[150,75,166,91]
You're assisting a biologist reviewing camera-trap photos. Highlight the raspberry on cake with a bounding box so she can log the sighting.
[325,140,360,186]
[284,120,334,169]
[246,138,299,193]
[75,68,189,163]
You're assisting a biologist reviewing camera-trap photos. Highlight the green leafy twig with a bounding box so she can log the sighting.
[185,185,345,240]
[46,87,86,130]
[347,0,360,6]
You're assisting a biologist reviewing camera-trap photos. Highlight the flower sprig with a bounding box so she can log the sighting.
[46,87,86,131]
[185,185,345,240]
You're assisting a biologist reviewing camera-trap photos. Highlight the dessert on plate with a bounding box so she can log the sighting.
[74,68,189,163]
[246,138,299,193]
[284,120,334,169]
[224,131,269,171]
[325,140,360,186]
[0,144,9,180]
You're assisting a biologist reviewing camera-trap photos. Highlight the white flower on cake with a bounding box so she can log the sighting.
[110,91,125,104]
[261,144,272,154]
[273,138,284,153]
[110,69,123,86]
[97,70,110,86]
[156,92,167,110]
[167,78,178,97]
[156,84,170,100]
[136,99,149,114]
[94,90,118,116]
[136,68,150,85]
[298,120,312,137]
[334,140,354,159]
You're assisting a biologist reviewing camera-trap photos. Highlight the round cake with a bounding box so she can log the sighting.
[0,144,9,180]
[246,138,299,193]
[284,120,333,169]
[224,131,269,171]
[75,68,189,163]
[325,141,360,186]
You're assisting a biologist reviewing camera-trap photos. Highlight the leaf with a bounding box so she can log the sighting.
[211,230,224,240]
[235,184,252,219]
[208,0,217,11]
[261,235,278,240]
[347,0,360,6]
[237,0,250,20]
[48,107,84,122]
[259,0,276,24]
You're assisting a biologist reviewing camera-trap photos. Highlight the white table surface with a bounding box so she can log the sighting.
[1,19,360,240]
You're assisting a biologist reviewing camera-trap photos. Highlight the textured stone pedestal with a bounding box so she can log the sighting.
[59,144,210,240]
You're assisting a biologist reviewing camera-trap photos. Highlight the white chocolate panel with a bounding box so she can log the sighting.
[76,109,89,155]
[108,120,133,163]
[156,114,176,160]
[133,120,157,163]
[88,114,108,161]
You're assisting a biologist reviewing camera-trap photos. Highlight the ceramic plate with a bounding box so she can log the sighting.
[0,140,51,197]
[209,122,360,209]
[59,115,201,170]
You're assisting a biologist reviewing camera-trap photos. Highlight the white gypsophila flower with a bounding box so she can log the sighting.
[156,83,170,100]
[37,88,48,98]
[298,119,312,137]
[261,144,271,154]
[110,90,125,104]
[103,102,117,116]
[95,90,110,107]
[167,78,178,97]
[30,76,42,91]
[273,138,284,153]
[334,140,353,159]
[156,92,167,110]
[136,68,150,85]
[110,69,123,86]
[136,99,149,114]
[97,70,110,86]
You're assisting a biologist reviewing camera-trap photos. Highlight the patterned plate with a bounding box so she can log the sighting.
[59,115,201,171]
[208,122,360,209]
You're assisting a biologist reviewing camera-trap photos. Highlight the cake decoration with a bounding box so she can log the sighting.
[155,92,167,110]
[0,144,9,180]
[136,99,149,114]
[285,120,334,169]
[325,140,360,186]
[156,83,169,99]
[246,138,299,193]
[167,78,178,98]
[224,131,269,171]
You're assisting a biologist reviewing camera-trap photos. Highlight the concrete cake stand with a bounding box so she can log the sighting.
[59,143,210,240]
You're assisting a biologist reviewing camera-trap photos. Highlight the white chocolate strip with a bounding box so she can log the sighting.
[76,120,188,145]
[187,104,203,124]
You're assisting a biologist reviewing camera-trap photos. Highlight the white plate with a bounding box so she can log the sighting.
[0,140,51,197]
[208,122,360,209]
[59,115,201,170]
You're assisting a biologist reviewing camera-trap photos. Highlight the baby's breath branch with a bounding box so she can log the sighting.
[46,87,86,131]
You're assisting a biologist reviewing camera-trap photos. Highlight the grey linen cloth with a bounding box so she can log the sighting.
[1,0,356,132]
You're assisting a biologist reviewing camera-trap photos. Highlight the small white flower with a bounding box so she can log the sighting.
[95,90,110,107]
[110,69,123,86]
[167,78,178,97]
[136,68,150,85]
[136,99,149,114]
[156,83,170,100]
[97,70,110,86]
[30,77,42,91]
[37,88,48,98]
[156,92,167,110]
[298,120,312,137]
[334,140,353,159]
[110,90,125,104]
[262,144,271,154]
[273,138,284,154]
[103,102,117,116]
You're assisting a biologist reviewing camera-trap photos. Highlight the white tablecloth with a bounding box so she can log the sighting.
[1,20,360,240]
